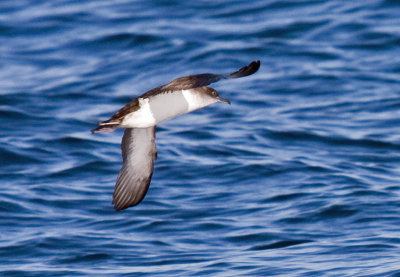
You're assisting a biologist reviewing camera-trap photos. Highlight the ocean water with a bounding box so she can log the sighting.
[1,0,400,276]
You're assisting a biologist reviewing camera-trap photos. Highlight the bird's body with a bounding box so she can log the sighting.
[92,60,260,210]
[120,88,219,128]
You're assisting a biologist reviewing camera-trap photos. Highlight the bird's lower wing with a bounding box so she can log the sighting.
[113,127,157,211]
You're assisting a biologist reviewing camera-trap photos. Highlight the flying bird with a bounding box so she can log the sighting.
[92,60,260,211]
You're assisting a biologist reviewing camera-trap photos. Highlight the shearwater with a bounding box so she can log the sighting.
[92,60,260,211]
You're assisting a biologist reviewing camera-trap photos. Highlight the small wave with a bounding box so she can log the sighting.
[249,239,313,250]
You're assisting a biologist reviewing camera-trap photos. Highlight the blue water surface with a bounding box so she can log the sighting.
[1,0,400,276]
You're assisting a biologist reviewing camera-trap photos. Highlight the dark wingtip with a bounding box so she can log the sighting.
[112,195,145,211]
[113,204,129,211]
[229,60,261,78]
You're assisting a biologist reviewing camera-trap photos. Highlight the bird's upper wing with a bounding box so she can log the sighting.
[113,127,157,211]
[93,60,260,126]
[141,60,260,98]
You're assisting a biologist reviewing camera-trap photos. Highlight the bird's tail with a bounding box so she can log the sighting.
[91,121,120,133]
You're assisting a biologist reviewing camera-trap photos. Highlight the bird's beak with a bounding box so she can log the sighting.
[217,96,231,105]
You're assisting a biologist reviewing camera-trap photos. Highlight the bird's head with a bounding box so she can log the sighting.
[206,88,230,105]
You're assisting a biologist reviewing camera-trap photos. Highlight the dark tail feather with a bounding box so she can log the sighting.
[229,60,260,78]
[91,122,119,133]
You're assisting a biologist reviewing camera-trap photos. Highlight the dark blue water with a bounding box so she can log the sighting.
[1,0,400,276]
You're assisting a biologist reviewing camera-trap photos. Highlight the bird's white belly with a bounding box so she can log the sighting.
[120,98,157,128]
[121,90,205,128]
